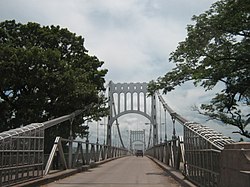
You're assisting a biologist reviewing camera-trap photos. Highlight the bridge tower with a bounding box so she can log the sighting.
[130,130,146,151]
[107,81,158,147]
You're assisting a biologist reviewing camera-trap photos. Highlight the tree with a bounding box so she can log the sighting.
[0,20,108,150]
[148,0,250,138]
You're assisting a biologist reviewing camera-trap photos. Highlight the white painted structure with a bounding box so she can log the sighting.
[107,81,158,147]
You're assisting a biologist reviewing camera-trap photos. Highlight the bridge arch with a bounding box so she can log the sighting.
[107,81,158,147]
[109,110,152,125]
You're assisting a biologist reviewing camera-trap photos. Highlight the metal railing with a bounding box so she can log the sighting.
[0,110,83,186]
[146,137,184,170]
[0,123,44,187]
[183,122,234,186]
[44,137,129,175]
[0,108,129,186]
[150,92,235,187]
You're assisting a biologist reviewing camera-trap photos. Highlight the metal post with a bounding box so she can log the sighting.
[172,117,176,140]
[107,81,113,147]
[114,125,116,146]
[130,130,132,151]
[85,136,89,165]
[159,103,162,143]
[145,122,152,148]
[100,122,106,145]
[171,117,177,168]
[68,119,73,169]
[143,129,146,151]
[104,117,106,145]
[164,109,167,143]
[96,142,99,162]
[152,94,158,146]
[96,121,99,144]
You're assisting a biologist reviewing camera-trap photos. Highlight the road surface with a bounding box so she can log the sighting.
[43,156,181,187]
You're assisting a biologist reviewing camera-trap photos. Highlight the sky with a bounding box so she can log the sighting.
[0,0,245,143]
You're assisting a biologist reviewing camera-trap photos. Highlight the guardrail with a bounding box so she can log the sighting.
[145,122,235,187]
[44,137,129,175]
[0,108,129,186]
[145,137,184,169]
[152,92,235,187]
[0,123,44,187]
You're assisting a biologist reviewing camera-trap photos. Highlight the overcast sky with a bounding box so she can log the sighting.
[1,0,244,143]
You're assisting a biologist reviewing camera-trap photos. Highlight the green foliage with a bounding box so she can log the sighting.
[149,0,250,138]
[0,20,108,151]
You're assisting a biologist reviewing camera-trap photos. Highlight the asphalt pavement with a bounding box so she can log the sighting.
[42,156,182,187]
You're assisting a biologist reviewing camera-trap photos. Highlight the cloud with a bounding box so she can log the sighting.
[2,0,242,142]
[0,0,213,83]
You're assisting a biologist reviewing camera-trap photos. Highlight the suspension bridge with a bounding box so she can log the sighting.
[0,81,249,187]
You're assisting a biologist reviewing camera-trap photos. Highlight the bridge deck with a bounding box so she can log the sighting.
[42,156,181,187]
